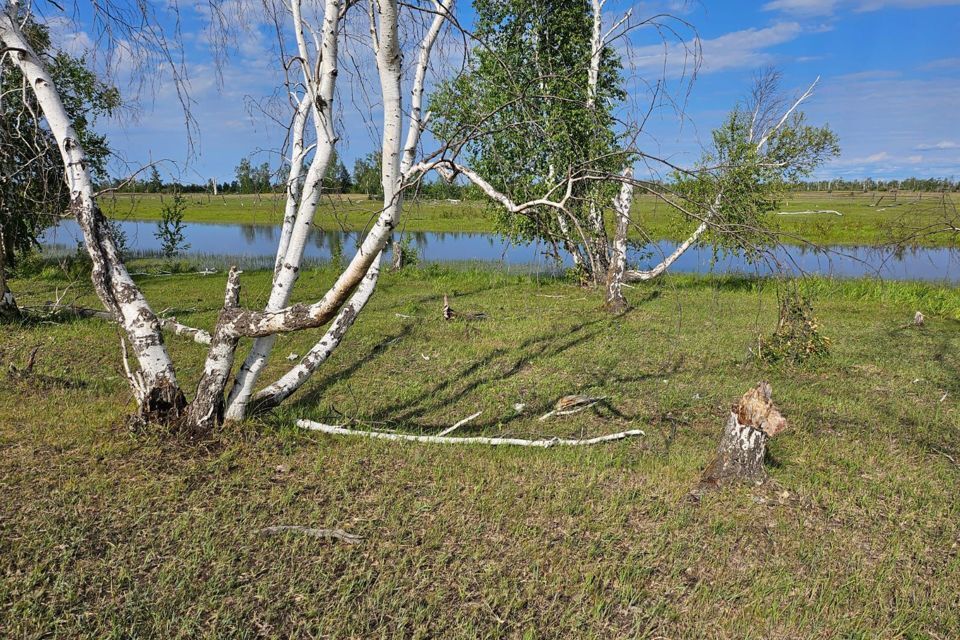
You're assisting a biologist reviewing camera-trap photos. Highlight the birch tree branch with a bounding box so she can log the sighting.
[296,420,645,447]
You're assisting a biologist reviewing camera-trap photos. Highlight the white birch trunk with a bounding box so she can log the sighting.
[224,0,343,420]
[605,168,633,311]
[1,9,183,416]
[249,252,382,412]
[244,0,450,415]
[184,267,242,431]
[0,229,19,320]
[624,220,708,282]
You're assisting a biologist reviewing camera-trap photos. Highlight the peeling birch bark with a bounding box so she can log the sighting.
[297,420,645,447]
[1,11,184,420]
[184,268,243,432]
[699,382,787,488]
[225,0,344,420]
[605,167,634,312]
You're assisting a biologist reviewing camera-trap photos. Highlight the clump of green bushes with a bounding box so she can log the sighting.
[758,290,831,364]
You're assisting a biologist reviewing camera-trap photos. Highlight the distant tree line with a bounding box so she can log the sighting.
[789,177,959,192]
[100,150,480,199]
[103,162,960,198]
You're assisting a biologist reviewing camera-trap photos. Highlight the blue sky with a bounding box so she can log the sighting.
[51,0,960,183]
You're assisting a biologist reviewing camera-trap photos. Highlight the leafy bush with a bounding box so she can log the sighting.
[758,290,830,364]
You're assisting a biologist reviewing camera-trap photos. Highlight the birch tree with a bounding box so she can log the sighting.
[429,0,626,285]
[0,13,117,320]
[0,0,452,429]
[420,2,838,312]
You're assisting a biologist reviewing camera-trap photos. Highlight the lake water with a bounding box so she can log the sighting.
[39,219,960,283]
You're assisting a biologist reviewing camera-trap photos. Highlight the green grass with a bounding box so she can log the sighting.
[103,190,958,247]
[103,191,495,233]
[2,265,959,637]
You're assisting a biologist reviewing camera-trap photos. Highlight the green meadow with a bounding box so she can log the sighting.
[2,264,959,637]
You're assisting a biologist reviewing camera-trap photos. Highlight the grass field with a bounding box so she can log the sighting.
[2,264,959,637]
[102,190,958,247]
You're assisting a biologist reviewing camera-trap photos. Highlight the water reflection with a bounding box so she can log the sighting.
[38,219,960,283]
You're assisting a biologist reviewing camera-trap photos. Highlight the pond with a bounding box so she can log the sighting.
[39,219,960,283]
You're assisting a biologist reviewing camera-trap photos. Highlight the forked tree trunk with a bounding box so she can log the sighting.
[224,0,343,421]
[249,252,382,414]
[699,382,787,487]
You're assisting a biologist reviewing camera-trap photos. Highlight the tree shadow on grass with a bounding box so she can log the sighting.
[287,323,416,411]
[362,316,615,429]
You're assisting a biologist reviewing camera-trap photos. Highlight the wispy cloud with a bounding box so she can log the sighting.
[916,140,959,150]
[764,0,960,16]
[626,22,803,76]
[807,74,960,177]
[921,57,960,71]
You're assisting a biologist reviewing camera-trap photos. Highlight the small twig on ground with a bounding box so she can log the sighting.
[932,448,959,469]
[259,525,363,544]
[438,410,482,436]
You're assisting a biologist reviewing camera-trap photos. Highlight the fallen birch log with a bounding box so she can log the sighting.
[296,420,644,448]
[776,209,842,216]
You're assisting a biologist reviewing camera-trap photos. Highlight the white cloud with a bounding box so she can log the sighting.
[806,74,960,177]
[916,140,959,150]
[626,22,803,76]
[764,0,960,16]
[763,0,839,16]
[921,57,960,71]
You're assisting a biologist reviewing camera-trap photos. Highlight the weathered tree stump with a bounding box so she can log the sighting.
[699,382,787,488]
[391,240,404,271]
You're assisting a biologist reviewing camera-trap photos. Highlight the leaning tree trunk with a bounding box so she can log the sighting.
[699,382,787,487]
[1,10,185,422]
[223,0,343,421]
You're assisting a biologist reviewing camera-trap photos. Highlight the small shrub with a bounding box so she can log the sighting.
[155,191,190,259]
[394,235,420,270]
[758,291,830,364]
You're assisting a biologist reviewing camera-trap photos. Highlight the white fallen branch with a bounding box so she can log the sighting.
[776,209,842,216]
[158,317,213,345]
[438,410,482,436]
[259,525,362,544]
[296,420,643,447]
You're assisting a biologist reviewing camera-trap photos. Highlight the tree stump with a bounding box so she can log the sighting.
[391,240,404,271]
[699,382,787,488]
